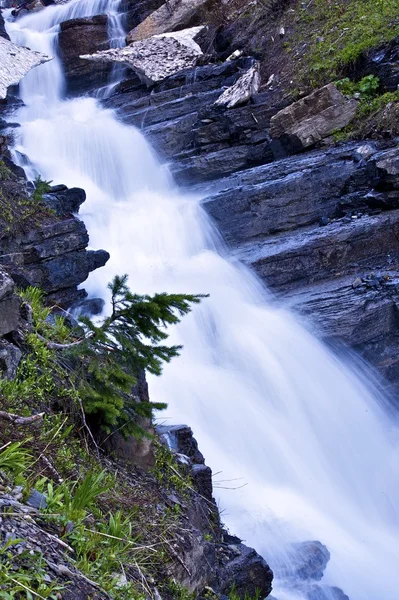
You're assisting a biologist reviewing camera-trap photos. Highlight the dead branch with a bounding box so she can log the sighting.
[0,411,44,426]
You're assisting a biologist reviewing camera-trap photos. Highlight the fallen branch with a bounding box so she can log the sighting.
[37,333,91,350]
[0,411,44,426]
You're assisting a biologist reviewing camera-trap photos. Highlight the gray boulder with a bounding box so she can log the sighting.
[81,27,204,85]
[289,541,331,581]
[270,84,357,151]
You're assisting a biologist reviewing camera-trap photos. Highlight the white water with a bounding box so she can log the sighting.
[5,4,399,599]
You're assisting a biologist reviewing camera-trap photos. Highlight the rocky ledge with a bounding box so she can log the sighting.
[0,154,109,308]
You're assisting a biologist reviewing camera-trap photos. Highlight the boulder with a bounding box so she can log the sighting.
[288,541,330,581]
[81,27,204,85]
[126,0,213,43]
[0,36,51,99]
[42,186,86,215]
[0,339,21,379]
[215,62,260,108]
[219,544,273,599]
[269,84,357,151]
[58,15,111,95]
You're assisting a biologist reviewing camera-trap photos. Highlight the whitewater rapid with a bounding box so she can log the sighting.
[5,3,399,599]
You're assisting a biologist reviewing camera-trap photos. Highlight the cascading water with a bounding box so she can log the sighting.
[4,4,399,599]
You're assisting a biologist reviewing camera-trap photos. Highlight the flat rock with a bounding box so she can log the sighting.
[215,62,260,108]
[270,84,357,151]
[235,212,399,290]
[0,36,51,99]
[81,27,204,85]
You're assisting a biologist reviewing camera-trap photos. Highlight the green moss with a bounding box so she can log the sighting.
[297,0,399,85]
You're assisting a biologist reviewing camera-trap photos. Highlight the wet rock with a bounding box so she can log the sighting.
[350,35,399,92]
[289,541,330,581]
[214,62,260,108]
[270,84,357,152]
[42,187,86,215]
[81,27,204,85]
[0,35,51,99]
[304,584,350,600]
[0,339,22,379]
[156,424,205,464]
[367,147,399,191]
[219,544,273,599]
[126,0,213,44]
[59,15,111,95]
[72,297,105,317]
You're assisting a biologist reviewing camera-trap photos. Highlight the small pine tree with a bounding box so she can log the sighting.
[71,275,205,435]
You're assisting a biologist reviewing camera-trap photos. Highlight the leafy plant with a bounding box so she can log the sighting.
[0,442,31,477]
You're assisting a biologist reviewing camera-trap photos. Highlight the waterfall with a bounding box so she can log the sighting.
[4,4,399,600]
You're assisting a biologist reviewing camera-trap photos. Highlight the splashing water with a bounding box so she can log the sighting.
[5,4,399,599]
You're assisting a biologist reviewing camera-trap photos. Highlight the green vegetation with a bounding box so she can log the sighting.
[297,0,399,85]
[0,277,209,597]
[0,160,12,181]
[332,75,399,140]
[32,175,53,203]
[73,274,204,434]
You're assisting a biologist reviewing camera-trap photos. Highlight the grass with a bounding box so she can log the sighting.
[298,0,399,86]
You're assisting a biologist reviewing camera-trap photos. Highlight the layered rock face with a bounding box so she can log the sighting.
[102,28,399,396]
[0,155,109,309]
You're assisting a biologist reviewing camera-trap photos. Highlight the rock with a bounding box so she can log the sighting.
[71,297,105,317]
[0,339,22,379]
[0,269,20,337]
[215,62,260,108]
[26,489,47,510]
[156,424,205,464]
[289,541,330,581]
[191,464,213,500]
[126,0,213,44]
[58,15,111,95]
[367,147,399,190]
[350,35,399,92]
[270,84,357,151]
[42,187,86,215]
[0,9,10,40]
[81,27,204,85]
[304,584,350,600]
[219,544,273,599]
[0,218,109,309]
[236,211,399,291]
[0,35,51,99]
